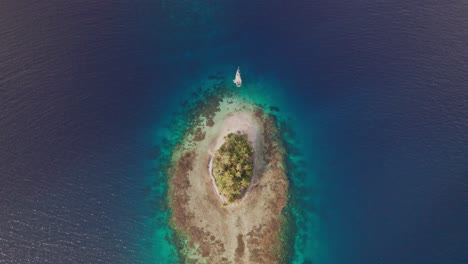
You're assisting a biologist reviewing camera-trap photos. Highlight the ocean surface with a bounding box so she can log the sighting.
[1,1,467,263]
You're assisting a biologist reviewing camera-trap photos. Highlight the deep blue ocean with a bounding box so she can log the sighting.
[1,1,467,263]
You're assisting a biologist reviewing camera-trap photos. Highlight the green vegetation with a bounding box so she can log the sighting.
[213,133,254,202]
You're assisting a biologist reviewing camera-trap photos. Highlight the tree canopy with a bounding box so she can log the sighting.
[213,133,254,202]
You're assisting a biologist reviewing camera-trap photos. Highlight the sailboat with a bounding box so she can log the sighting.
[233,66,242,87]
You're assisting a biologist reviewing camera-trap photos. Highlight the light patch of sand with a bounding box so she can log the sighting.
[213,111,260,151]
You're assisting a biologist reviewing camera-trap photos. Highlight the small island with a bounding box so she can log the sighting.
[213,133,254,202]
[169,92,289,263]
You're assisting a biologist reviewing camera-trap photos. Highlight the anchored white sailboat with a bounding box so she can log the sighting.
[233,66,242,87]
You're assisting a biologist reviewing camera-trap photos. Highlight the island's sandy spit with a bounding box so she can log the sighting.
[169,97,289,263]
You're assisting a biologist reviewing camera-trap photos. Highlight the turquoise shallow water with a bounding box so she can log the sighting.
[145,72,326,263]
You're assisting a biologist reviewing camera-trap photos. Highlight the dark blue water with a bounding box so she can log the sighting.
[1,1,467,263]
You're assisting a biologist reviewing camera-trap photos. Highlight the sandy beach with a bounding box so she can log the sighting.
[170,98,289,263]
